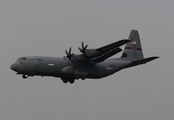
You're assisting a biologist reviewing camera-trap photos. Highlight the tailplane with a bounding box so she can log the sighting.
[126,56,159,68]
[121,30,144,60]
[120,30,159,67]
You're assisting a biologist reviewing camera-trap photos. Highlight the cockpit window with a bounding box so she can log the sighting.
[19,57,27,61]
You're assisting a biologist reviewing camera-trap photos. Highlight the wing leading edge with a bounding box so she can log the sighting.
[96,39,131,53]
[90,39,131,63]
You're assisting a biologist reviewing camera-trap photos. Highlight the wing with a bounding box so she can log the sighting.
[88,39,131,63]
[91,47,122,63]
[96,39,130,54]
[65,39,131,63]
[83,39,131,58]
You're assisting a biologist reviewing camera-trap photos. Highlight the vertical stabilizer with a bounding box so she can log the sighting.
[121,30,144,60]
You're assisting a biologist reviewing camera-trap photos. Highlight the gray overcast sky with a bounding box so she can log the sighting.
[0,0,173,120]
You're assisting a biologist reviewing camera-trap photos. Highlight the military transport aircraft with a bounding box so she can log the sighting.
[10,30,159,83]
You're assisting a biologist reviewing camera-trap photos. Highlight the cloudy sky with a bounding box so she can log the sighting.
[0,0,173,120]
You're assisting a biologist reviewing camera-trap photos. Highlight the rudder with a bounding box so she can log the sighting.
[121,30,144,60]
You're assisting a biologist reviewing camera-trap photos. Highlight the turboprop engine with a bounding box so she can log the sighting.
[65,42,101,62]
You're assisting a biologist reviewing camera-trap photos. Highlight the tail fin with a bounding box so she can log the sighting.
[121,30,144,60]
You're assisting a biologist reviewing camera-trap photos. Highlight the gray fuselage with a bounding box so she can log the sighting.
[11,56,131,79]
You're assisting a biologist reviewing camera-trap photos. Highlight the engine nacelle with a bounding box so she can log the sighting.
[61,66,74,74]
[85,49,100,58]
[61,66,88,78]
[71,55,85,62]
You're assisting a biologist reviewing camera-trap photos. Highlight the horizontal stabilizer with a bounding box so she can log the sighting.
[127,56,159,68]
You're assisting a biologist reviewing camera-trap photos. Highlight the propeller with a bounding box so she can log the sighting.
[65,47,74,60]
[78,42,88,55]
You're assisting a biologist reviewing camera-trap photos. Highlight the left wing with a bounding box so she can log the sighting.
[89,39,131,63]
[65,39,131,63]
[82,39,131,58]
[91,47,122,63]
[96,39,130,54]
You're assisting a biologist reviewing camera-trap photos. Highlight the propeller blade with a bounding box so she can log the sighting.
[78,47,82,51]
[84,44,88,49]
[69,47,72,54]
[65,50,68,55]
[78,41,88,54]
[82,41,84,49]
[65,47,74,60]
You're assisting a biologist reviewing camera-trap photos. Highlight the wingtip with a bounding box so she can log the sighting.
[153,56,160,59]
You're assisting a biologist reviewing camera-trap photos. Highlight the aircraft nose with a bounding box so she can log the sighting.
[10,63,18,71]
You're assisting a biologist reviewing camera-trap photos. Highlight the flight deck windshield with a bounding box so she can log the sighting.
[18,57,27,61]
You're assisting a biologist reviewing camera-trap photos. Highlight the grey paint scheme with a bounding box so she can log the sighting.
[10,30,159,83]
